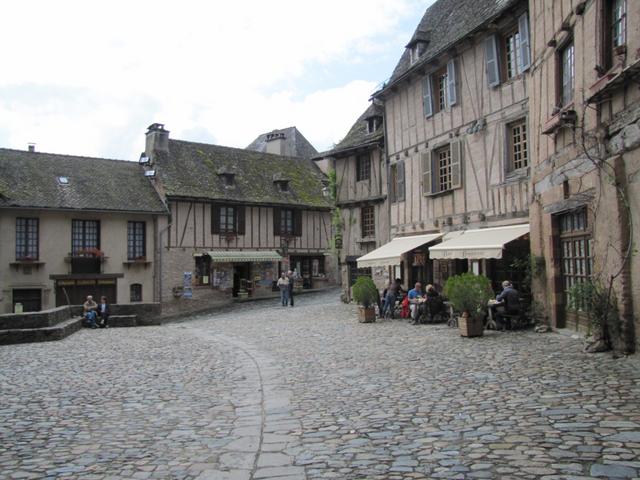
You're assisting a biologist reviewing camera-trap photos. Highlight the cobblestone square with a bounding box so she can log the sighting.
[1,291,639,479]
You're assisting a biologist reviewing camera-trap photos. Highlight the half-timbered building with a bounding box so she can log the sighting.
[142,124,335,316]
[314,103,389,298]
[364,0,532,293]
[529,0,640,352]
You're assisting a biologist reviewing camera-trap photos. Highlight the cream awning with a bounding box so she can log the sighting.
[357,233,444,268]
[429,224,530,260]
[197,250,283,263]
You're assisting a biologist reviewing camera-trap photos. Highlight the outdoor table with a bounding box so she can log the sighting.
[487,300,502,330]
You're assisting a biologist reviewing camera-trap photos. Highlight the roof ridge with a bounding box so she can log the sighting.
[169,138,307,162]
[0,147,137,164]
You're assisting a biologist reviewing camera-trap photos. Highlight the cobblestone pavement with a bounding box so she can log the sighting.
[1,290,640,479]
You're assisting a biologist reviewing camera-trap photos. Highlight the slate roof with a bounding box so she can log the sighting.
[0,148,167,213]
[315,103,384,158]
[156,139,331,209]
[246,127,318,159]
[378,0,520,93]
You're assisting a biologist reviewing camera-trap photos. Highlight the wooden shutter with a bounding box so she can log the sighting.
[518,13,531,72]
[293,210,302,236]
[447,59,457,106]
[236,206,246,235]
[389,164,397,203]
[422,75,434,118]
[450,140,463,189]
[273,207,281,235]
[211,205,220,234]
[485,34,500,87]
[421,151,432,196]
[396,161,405,202]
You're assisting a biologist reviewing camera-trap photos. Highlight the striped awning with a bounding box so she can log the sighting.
[196,250,283,263]
[429,224,530,260]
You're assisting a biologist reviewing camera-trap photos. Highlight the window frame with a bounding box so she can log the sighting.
[603,0,627,70]
[280,208,295,236]
[433,66,448,114]
[361,206,375,238]
[356,152,371,182]
[422,140,463,196]
[127,221,146,260]
[219,206,237,234]
[485,12,530,88]
[506,118,529,173]
[389,161,405,203]
[15,217,39,260]
[558,208,593,311]
[71,219,100,254]
[558,39,575,107]
[130,283,143,302]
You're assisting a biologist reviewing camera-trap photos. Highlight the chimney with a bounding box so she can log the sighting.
[28,143,36,152]
[265,131,286,155]
[145,123,170,161]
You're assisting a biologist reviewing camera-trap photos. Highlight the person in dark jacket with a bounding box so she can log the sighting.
[97,296,110,328]
[496,280,521,313]
[287,270,296,307]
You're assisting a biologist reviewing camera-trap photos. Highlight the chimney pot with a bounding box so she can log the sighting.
[28,143,35,152]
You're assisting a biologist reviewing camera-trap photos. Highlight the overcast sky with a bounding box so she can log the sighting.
[0,0,434,160]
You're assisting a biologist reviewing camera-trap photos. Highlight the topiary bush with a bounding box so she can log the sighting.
[444,273,494,321]
[351,276,379,309]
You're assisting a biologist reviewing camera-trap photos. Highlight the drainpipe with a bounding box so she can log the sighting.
[156,221,172,305]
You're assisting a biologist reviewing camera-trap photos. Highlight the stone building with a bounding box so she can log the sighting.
[363,0,532,293]
[528,0,639,352]
[314,103,389,297]
[142,124,335,316]
[246,126,318,159]
[0,147,168,312]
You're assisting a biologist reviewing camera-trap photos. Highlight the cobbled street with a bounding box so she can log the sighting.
[1,290,640,480]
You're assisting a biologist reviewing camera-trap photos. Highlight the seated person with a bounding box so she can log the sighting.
[97,296,110,328]
[425,284,445,317]
[407,282,426,323]
[83,295,98,328]
[495,280,521,329]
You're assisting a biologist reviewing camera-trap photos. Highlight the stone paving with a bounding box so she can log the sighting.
[1,290,640,479]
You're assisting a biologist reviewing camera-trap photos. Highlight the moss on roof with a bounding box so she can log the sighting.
[158,140,331,209]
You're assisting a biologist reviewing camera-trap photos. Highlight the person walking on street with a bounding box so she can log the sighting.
[287,270,296,307]
[277,272,290,306]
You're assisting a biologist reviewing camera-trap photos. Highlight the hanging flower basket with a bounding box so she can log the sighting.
[75,248,105,258]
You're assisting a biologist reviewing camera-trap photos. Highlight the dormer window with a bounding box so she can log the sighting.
[57,176,69,185]
[217,169,235,187]
[409,42,426,65]
[366,116,382,134]
[276,180,289,192]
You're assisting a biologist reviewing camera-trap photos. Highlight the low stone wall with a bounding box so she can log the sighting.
[0,306,73,330]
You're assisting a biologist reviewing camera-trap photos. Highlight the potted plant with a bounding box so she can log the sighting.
[351,276,379,323]
[444,273,493,337]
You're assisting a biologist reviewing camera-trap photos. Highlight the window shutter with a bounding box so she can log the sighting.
[236,206,245,235]
[422,75,434,118]
[447,59,457,106]
[389,165,396,203]
[421,151,432,196]
[485,34,500,87]
[397,161,405,202]
[273,207,281,236]
[450,140,463,189]
[294,210,303,237]
[518,13,531,72]
[211,205,220,234]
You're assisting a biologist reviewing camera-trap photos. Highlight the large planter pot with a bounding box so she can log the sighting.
[358,306,376,323]
[458,311,483,337]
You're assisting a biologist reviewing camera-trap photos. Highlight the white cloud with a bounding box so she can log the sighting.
[0,0,425,158]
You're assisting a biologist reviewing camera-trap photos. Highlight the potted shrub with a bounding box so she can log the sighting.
[351,276,379,323]
[444,273,493,337]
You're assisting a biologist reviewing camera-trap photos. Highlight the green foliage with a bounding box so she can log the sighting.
[567,280,619,335]
[444,273,494,321]
[351,276,379,309]
[328,168,338,202]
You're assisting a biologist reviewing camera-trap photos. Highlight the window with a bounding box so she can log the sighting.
[409,42,426,65]
[421,141,463,195]
[507,119,528,171]
[389,161,405,203]
[604,0,627,69]
[361,206,375,238]
[221,174,235,187]
[559,209,592,310]
[273,208,301,236]
[130,284,142,302]
[57,176,69,185]
[195,256,211,286]
[367,117,381,134]
[422,59,457,117]
[485,12,530,87]
[559,41,575,106]
[356,153,371,181]
[212,205,245,235]
[127,221,146,260]
[16,218,39,260]
[71,220,100,254]
[348,262,371,287]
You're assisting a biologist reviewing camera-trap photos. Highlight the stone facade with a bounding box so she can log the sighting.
[528,0,640,352]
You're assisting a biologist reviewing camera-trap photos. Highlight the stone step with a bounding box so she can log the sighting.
[0,317,83,346]
[108,314,138,328]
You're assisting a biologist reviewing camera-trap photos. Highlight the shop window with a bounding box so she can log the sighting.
[16,217,39,260]
[127,221,146,260]
[361,206,375,238]
[130,284,142,302]
[356,153,371,181]
[507,119,528,172]
[195,255,211,286]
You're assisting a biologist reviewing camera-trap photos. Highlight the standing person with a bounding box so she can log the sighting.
[277,272,289,307]
[83,295,98,328]
[382,279,402,318]
[287,269,296,307]
[97,296,110,328]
